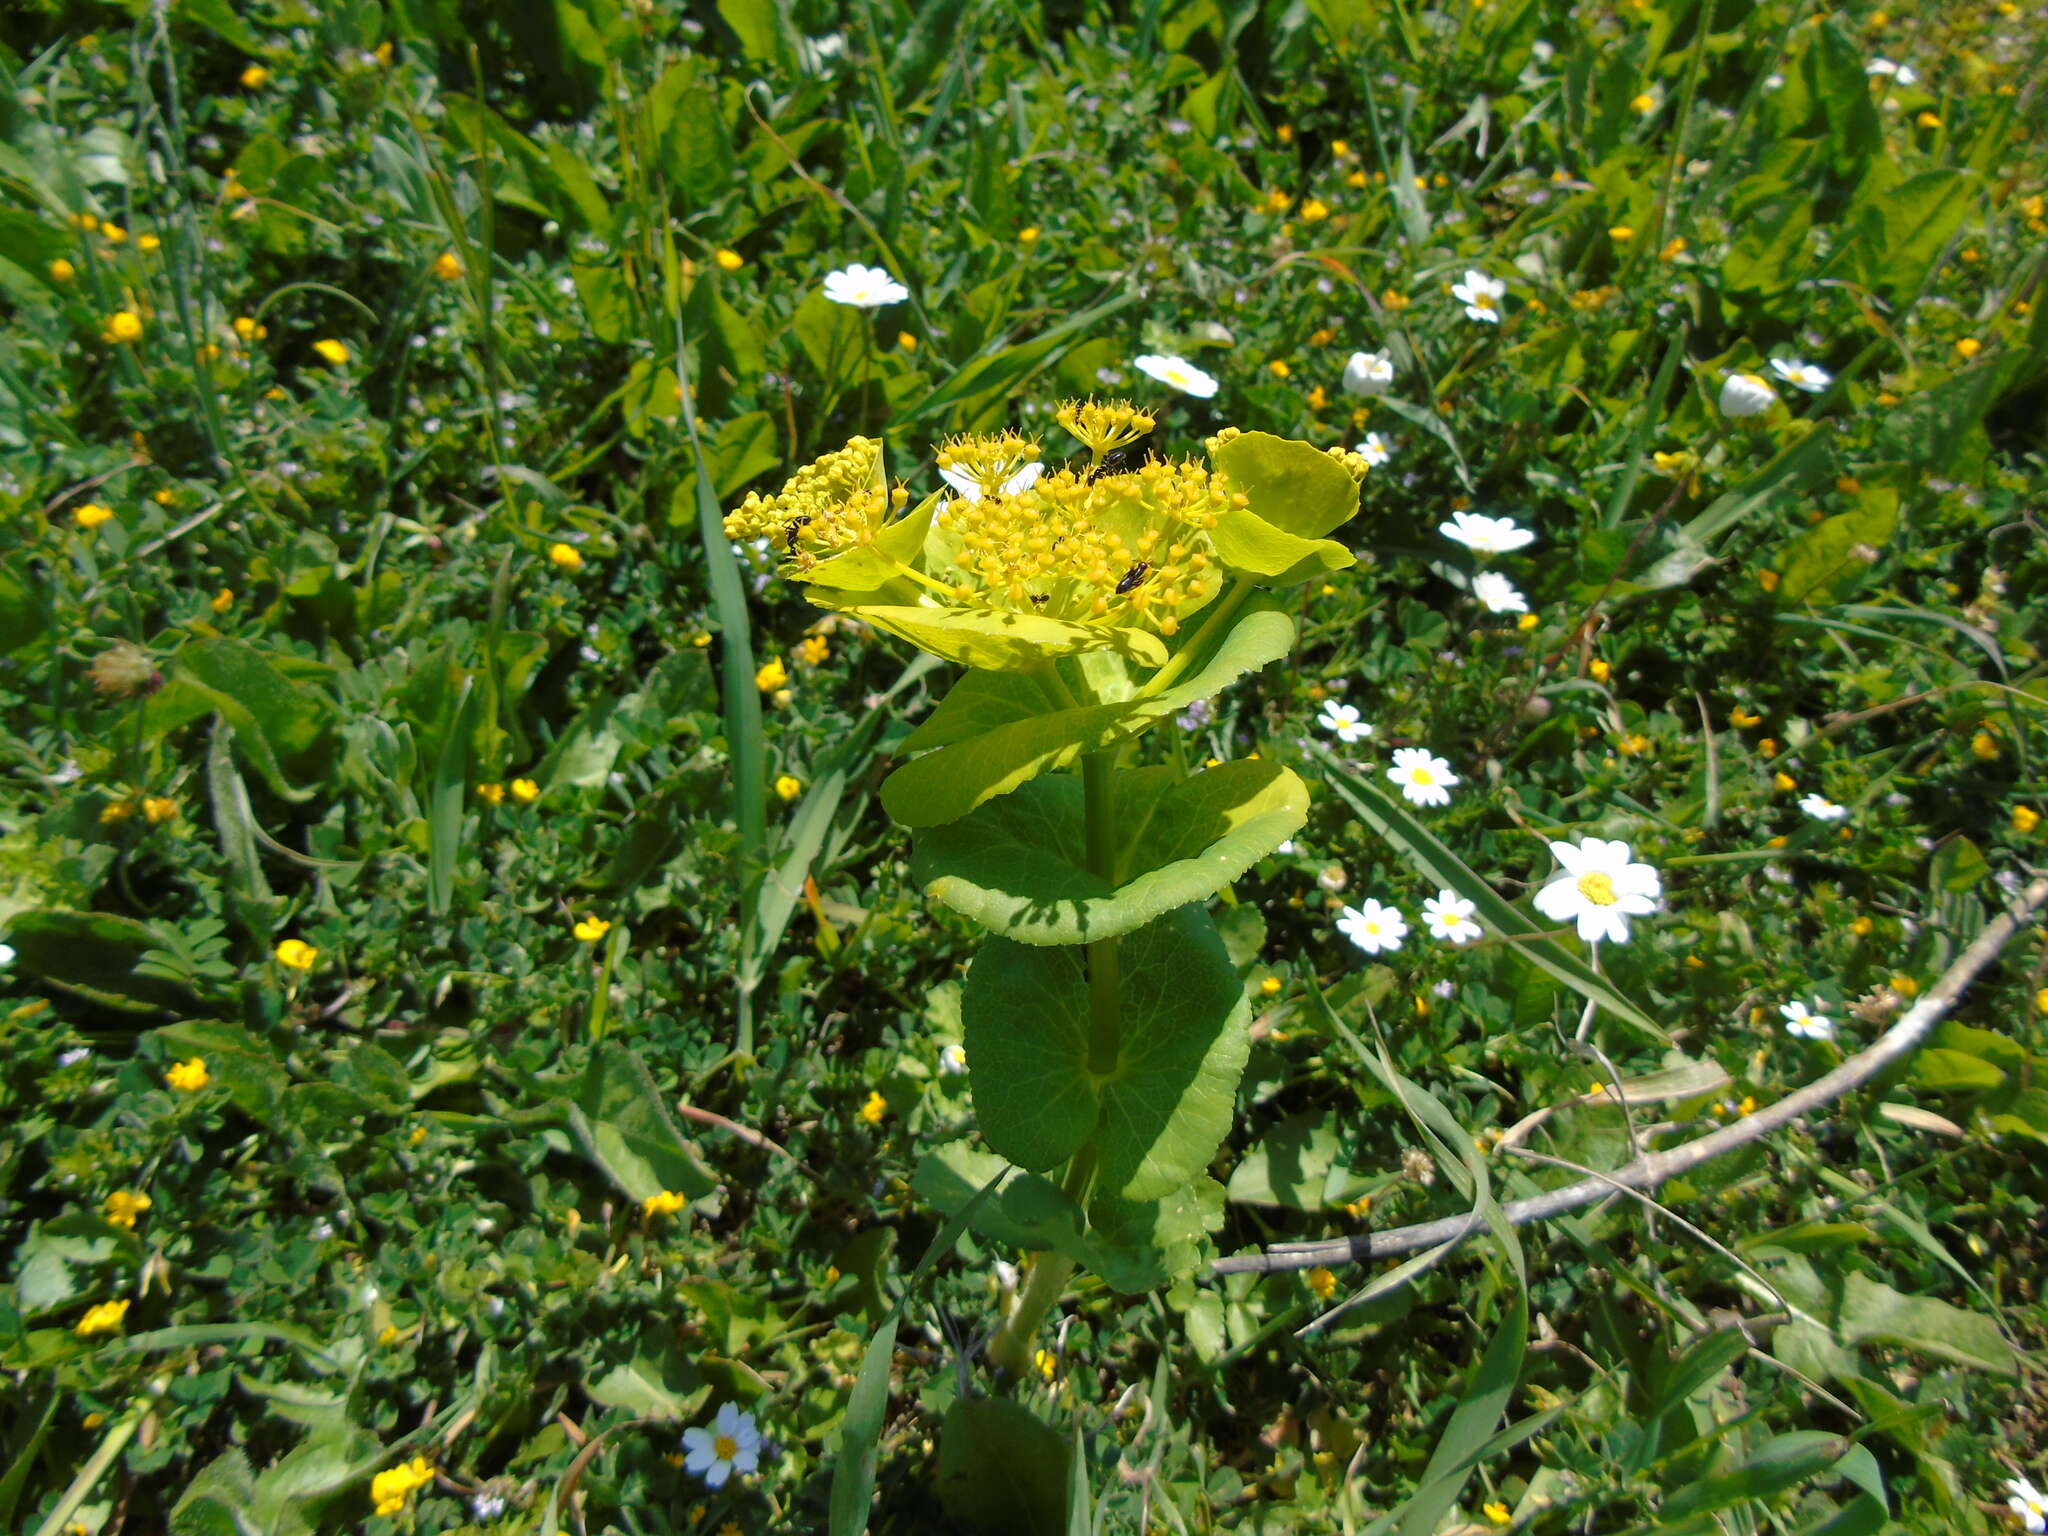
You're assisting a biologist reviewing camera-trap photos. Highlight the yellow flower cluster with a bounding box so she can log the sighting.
[934,456,1227,636]
[103,1190,152,1228]
[724,436,902,570]
[370,1457,435,1517]
[76,1299,130,1337]
[642,1189,687,1220]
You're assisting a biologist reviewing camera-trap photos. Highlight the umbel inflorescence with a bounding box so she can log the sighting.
[726,401,1368,672]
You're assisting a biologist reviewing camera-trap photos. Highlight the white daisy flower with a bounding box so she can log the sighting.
[937,460,1043,503]
[1451,268,1506,323]
[1358,432,1392,466]
[1779,999,1834,1040]
[1798,792,1848,822]
[1471,571,1529,614]
[1133,353,1220,398]
[682,1402,762,1489]
[2007,1478,2048,1535]
[1866,57,1917,85]
[1317,700,1374,744]
[1336,898,1408,955]
[1388,747,1458,808]
[1718,373,1777,418]
[1421,890,1483,945]
[1531,837,1662,946]
[1342,350,1395,396]
[938,1043,968,1075]
[822,264,910,309]
[1770,358,1832,393]
[1440,511,1536,558]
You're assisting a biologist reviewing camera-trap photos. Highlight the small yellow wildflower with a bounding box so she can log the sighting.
[1660,237,1686,260]
[165,1057,210,1093]
[1631,92,1656,114]
[1737,1096,1756,1116]
[1515,612,1539,632]
[1382,288,1410,311]
[75,1300,130,1337]
[1890,974,1918,998]
[713,248,744,272]
[100,798,137,825]
[432,250,464,280]
[755,658,788,692]
[643,1190,687,1220]
[1757,569,1780,593]
[142,796,177,824]
[477,782,505,805]
[1767,835,1788,849]
[797,634,829,666]
[369,1458,434,1518]
[74,502,114,530]
[547,542,584,572]
[139,232,160,252]
[1307,384,1327,411]
[1617,733,1652,756]
[1304,1266,1338,1300]
[1275,124,1294,144]
[377,1324,402,1346]
[1018,226,1041,244]
[312,338,350,366]
[274,939,318,971]
[240,64,272,89]
[49,258,75,282]
[1588,658,1611,683]
[510,777,539,804]
[1260,976,1281,995]
[2036,988,2048,1013]
[1268,359,1291,378]
[898,331,917,351]
[1971,731,1999,760]
[1299,198,1331,222]
[2012,805,2040,834]
[859,1090,888,1124]
[1033,1347,1058,1380]
[1850,915,1873,937]
[774,774,803,802]
[101,224,127,245]
[1954,338,1981,360]
[1608,225,1635,243]
[1484,1502,1513,1526]
[103,1190,151,1229]
[1773,772,1797,792]
[573,917,611,943]
[103,310,144,343]
[1916,112,1940,129]
[1730,706,1762,728]
[1346,169,1368,188]
[1758,738,1778,757]
[232,315,261,340]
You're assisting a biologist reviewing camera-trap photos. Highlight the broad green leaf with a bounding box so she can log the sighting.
[1774,490,1895,607]
[936,1399,1069,1535]
[1661,1433,1854,1521]
[6,909,199,1014]
[1911,1048,2004,1093]
[1835,1273,2015,1374]
[965,906,1249,1201]
[913,760,1308,944]
[1084,1178,1224,1292]
[1209,431,1361,582]
[882,604,1295,828]
[1225,1111,1342,1209]
[837,601,1167,672]
[150,1022,289,1119]
[563,1044,718,1204]
[1844,170,1977,300]
[1313,748,1669,1042]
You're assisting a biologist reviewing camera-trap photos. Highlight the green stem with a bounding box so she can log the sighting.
[985,1145,1095,1380]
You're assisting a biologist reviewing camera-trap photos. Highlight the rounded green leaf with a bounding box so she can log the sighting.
[914,760,1309,944]
[965,906,1250,1201]
[882,604,1296,828]
[1210,430,1361,583]
[838,602,1167,672]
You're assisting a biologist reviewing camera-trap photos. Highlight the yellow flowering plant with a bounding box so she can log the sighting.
[729,405,1364,1373]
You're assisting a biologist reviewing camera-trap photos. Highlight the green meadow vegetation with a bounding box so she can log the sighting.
[2,0,2047,1530]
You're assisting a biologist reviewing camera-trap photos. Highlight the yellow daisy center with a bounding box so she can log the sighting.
[1576,871,1618,906]
[713,1434,739,1461]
